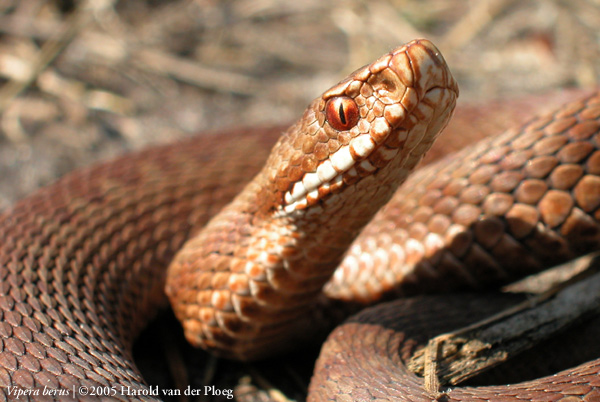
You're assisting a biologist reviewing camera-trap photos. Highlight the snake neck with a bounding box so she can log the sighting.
[163,171,361,359]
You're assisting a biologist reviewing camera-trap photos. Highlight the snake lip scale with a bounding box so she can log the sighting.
[1,38,599,401]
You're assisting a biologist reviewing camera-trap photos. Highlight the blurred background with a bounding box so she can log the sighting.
[1,0,599,210]
[0,0,599,400]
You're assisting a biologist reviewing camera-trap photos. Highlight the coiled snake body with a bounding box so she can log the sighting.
[0,39,599,401]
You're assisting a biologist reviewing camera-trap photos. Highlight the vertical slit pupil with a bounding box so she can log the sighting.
[338,102,347,125]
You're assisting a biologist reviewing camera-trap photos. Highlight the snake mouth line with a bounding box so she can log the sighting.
[280,109,409,215]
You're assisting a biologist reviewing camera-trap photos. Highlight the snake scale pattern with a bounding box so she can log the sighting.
[0,39,599,401]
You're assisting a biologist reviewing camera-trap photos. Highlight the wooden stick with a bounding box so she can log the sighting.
[408,264,600,392]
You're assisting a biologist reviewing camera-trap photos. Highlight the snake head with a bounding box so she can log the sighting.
[262,39,458,223]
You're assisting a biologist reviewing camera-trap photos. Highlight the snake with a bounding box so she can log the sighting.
[0,38,599,401]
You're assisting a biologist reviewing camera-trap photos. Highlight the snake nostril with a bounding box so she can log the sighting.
[380,79,396,93]
[367,68,402,98]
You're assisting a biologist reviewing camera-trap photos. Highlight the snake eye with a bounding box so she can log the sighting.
[325,97,359,131]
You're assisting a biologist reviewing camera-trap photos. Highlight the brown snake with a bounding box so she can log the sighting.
[0,39,599,401]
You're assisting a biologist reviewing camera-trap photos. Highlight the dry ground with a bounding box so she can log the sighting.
[1,0,600,401]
